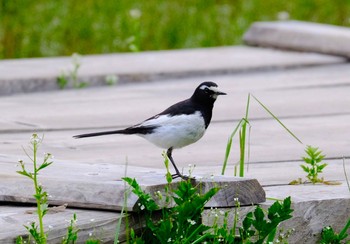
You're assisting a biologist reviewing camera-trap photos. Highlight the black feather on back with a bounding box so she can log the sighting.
[146,98,212,128]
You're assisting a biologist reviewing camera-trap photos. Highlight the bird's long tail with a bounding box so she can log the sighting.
[73,125,157,139]
[73,129,127,138]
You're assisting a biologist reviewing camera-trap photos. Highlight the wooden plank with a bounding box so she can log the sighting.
[0,46,343,95]
[244,21,350,58]
[2,157,347,202]
[0,161,265,210]
[0,205,120,243]
[1,112,349,170]
[0,63,350,133]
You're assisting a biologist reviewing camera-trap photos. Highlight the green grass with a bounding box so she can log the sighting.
[221,93,302,177]
[1,0,350,59]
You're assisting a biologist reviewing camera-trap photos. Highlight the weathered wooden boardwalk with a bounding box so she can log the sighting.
[1,21,350,243]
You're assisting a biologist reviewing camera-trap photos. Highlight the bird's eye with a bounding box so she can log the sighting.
[204,87,210,93]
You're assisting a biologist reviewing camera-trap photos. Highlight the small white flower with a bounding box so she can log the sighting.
[89,232,93,237]
[105,74,119,85]
[234,197,239,202]
[48,225,53,229]
[72,53,81,65]
[167,238,172,242]
[187,219,196,225]
[129,9,142,19]
[277,11,289,21]
[140,205,145,210]
[90,218,95,222]
[30,134,40,143]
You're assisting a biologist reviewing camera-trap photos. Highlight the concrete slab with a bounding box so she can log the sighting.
[244,21,350,58]
[0,46,345,95]
[204,184,350,243]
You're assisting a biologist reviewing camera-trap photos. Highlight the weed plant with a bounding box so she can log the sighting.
[15,134,100,243]
[300,145,328,184]
[16,134,53,243]
[57,53,88,89]
[123,173,293,243]
[62,213,79,244]
[321,218,350,244]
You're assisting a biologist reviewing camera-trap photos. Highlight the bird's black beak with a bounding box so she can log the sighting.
[210,86,226,96]
[216,91,227,96]
[211,89,226,99]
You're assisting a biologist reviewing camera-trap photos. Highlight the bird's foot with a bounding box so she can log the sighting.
[171,173,194,181]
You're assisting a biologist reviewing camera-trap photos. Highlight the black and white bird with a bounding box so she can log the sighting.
[74,81,226,179]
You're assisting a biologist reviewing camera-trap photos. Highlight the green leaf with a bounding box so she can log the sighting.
[300,165,310,173]
[266,227,277,243]
[243,212,253,230]
[16,170,33,179]
[254,206,265,224]
[122,177,159,211]
[317,163,328,172]
[302,157,312,164]
[37,161,53,171]
[57,73,68,89]
[338,218,350,240]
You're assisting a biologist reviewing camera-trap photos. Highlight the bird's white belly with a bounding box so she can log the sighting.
[138,112,206,149]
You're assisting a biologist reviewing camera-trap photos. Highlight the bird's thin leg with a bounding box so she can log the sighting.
[167,148,187,180]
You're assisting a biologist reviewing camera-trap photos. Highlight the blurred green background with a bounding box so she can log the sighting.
[1,0,350,59]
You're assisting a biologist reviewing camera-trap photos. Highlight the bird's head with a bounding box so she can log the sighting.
[192,81,226,104]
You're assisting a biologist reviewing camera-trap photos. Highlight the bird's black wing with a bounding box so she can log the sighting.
[155,99,198,117]
[147,98,211,128]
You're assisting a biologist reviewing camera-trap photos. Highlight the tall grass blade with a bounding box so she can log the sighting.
[222,94,251,177]
[251,94,303,144]
[239,94,251,177]
[338,217,350,240]
[221,120,243,175]
[239,129,245,177]
[246,123,252,174]
[114,158,129,244]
